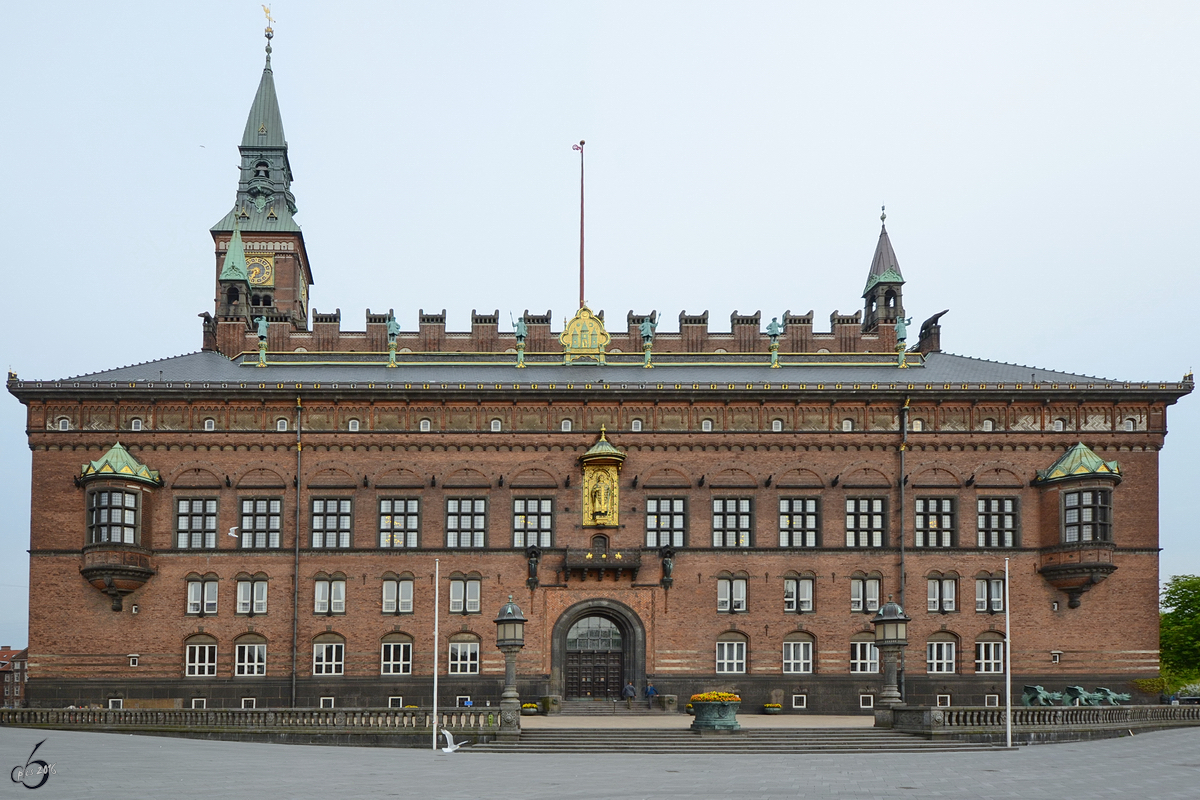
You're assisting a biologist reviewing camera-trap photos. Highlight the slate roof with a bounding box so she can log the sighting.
[34,349,1173,387]
[241,53,286,149]
[863,221,903,296]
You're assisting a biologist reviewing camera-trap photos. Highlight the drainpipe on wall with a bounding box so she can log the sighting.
[898,396,909,702]
[290,396,303,708]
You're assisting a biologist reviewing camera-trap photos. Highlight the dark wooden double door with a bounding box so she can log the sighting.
[565,650,623,699]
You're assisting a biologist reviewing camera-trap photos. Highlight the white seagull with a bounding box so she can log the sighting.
[439,729,467,753]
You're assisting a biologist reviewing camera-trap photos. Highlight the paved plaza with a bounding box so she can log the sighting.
[3,724,1198,799]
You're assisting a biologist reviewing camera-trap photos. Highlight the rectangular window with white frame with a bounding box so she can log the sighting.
[976,578,1004,612]
[977,498,1018,547]
[712,498,752,547]
[382,577,414,614]
[784,577,814,613]
[381,642,412,675]
[186,579,218,616]
[446,498,487,547]
[914,498,955,547]
[927,641,956,673]
[783,640,813,673]
[845,498,886,547]
[792,694,807,709]
[242,697,257,709]
[927,577,957,613]
[240,498,282,548]
[314,578,346,615]
[449,578,481,614]
[235,643,266,676]
[975,641,1005,674]
[849,641,879,673]
[850,577,881,613]
[717,577,747,612]
[646,498,686,547]
[186,643,217,677]
[448,642,479,674]
[176,498,218,549]
[779,498,820,547]
[379,498,420,548]
[715,640,746,673]
[513,498,553,547]
[236,579,268,615]
[312,642,344,676]
[312,498,352,548]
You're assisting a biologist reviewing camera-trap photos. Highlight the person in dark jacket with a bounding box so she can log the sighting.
[621,681,637,709]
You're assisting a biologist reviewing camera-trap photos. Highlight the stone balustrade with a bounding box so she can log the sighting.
[0,707,498,746]
[880,704,1200,744]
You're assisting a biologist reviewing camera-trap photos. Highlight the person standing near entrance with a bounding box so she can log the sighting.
[645,681,659,710]
[622,681,637,709]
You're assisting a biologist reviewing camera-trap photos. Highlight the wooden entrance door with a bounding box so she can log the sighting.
[565,650,623,699]
[564,615,624,699]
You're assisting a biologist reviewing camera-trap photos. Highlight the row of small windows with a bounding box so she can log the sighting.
[178,632,1003,678]
[184,574,481,617]
[99,492,1109,549]
[56,416,1144,433]
[715,575,1005,615]
[184,571,1004,619]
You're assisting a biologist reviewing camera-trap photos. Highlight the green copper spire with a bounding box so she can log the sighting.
[211,23,300,234]
[862,207,905,297]
[219,225,250,282]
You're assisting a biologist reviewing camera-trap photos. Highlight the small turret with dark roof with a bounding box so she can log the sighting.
[861,207,906,333]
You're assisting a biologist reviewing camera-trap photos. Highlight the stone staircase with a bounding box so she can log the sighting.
[558,699,669,716]
[470,727,1008,754]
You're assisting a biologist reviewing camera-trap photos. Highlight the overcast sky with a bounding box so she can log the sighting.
[1,1,1196,648]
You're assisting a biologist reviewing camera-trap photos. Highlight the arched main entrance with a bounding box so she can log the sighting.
[551,599,646,701]
[565,616,623,699]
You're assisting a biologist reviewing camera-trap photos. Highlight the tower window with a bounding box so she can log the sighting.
[227,287,240,305]
[254,161,269,178]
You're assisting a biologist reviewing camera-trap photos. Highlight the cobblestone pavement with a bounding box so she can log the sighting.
[2,726,1197,799]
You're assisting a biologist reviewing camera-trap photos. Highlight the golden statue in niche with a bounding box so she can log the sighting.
[580,427,624,527]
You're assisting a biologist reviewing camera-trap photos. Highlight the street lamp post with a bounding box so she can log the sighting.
[871,596,911,707]
[494,595,527,742]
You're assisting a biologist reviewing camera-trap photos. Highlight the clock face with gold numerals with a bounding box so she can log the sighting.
[247,254,274,286]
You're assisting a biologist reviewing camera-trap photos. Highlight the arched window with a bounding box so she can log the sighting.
[716,571,748,613]
[312,633,345,676]
[234,633,267,676]
[314,572,346,615]
[254,161,269,178]
[849,633,878,673]
[448,633,480,674]
[204,418,216,431]
[226,286,240,305]
[884,290,896,309]
[926,571,959,613]
[382,571,414,615]
[236,572,268,616]
[850,571,882,613]
[841,419,854,432]
[185,634,217,677]
[490,419,502,432]
[276,418,288,432]
[927,632,959,674]
[975,571,1005,613]
[701,419,713,432]
[981,418,995,432]
[910,419,924,432]
[185,572,219,616]
[771,419,783,432]
[974,632,1005,674]
[783,631,814,674]
[783,572,815,613]
[348,419,360,432]
[449,572,481,614]
[631,419,643,432]
[561,419,573,432]
[381,633,413,675]
[130,418,143,431]
[419,419,431,432]
[1052,418,1066,432]
[57,417,70,431]
[716,632,747,674]
[1123,418,1136,432]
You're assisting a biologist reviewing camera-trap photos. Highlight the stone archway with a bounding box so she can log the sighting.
[550,599,646,700]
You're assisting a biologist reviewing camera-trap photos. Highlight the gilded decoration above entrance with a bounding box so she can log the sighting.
[560,305,611,365]
[580,427,625,527]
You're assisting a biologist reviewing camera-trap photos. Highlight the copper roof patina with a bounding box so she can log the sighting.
[1034,442,1121,485]
[80,442,162,486]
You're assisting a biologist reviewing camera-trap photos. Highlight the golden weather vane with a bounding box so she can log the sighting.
[262,4,275,32]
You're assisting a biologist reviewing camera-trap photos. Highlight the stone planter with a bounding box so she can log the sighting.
[689,701,741,731]
[763,706,783,715]
[520,707,539,716]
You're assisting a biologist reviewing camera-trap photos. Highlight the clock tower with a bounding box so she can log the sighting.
[210,24,313,356]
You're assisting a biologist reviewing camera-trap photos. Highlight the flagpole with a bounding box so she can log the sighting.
[574,140,585,309]
[432,558,440,750]
[1004,556,1012,749]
